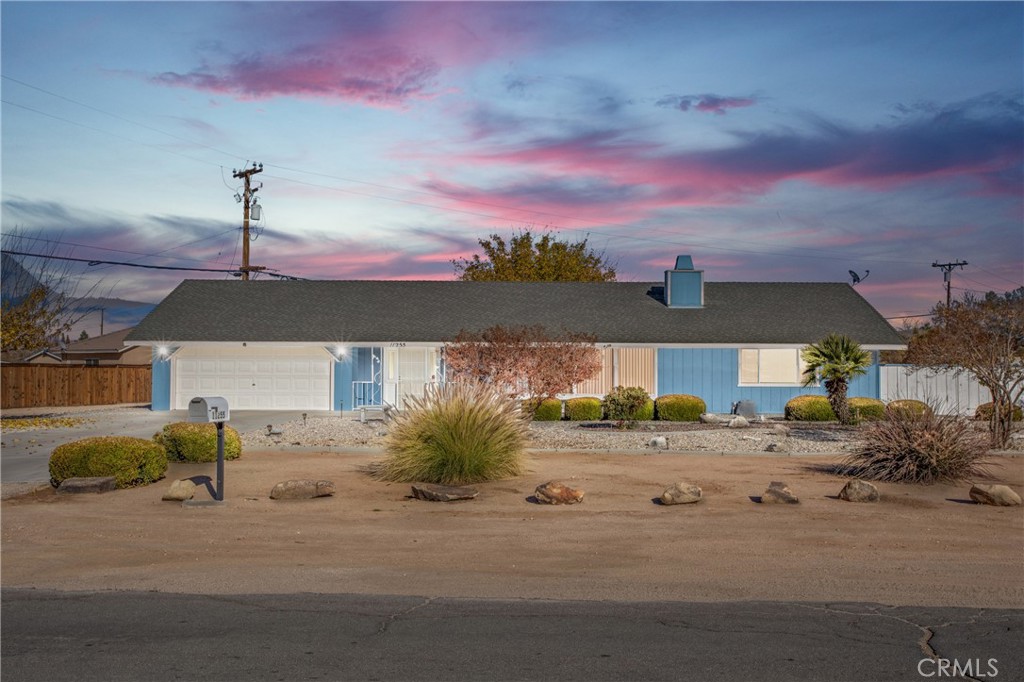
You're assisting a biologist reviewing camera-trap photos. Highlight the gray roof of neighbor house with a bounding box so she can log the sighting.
[126,280,905,347]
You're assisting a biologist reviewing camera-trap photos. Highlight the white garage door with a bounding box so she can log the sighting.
[174,346,332,410]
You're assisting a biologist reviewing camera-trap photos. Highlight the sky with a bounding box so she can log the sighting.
[2,1,1022,336]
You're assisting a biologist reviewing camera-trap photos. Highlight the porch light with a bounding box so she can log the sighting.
[334,345,348,358]
[158,346,169,357]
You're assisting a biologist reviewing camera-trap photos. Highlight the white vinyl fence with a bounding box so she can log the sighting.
[879,365,991,416]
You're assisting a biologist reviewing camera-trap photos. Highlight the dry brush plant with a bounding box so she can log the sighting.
[376,382,529,485]
[842,406,991,484]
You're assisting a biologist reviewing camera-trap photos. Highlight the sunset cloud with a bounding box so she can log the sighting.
[657,93,758,115]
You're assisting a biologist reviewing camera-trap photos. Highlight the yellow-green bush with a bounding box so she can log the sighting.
[379,383,527,485]
[784,395,836,421]
[602,386,651,427]
[49,436,167,488]
[522,398,563,421]
[975,402,1023,422]
[886,399,931,418]
[636,398,655,421]
[655,394,706,421]
[565,397,602,421]
[849,397,886,421]
[156,422,242,462]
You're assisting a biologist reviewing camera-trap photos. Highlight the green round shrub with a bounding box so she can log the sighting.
[49,436,167,489]
[848,397,886,421]
[886,399,931,418]
[565,397,602,421]
[156,422,242,462]
[784,395,836,421]
[602,386,652,427]
[974,402,1023,421]
[380,383,528,485]
[655,394,706,421]
[522,398,563,421]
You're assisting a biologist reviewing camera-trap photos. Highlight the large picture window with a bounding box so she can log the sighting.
[739,349,807,386]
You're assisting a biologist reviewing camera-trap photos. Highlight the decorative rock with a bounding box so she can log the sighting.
[728,416,750,429]
[761,481,799,504]
[534,481,584,505]
[56,477,116,495]
[411,483,479,502]
[269,479,336,500]
[162,479,197,501]
[660,482,702,505]
[969,484,1021,507]
[765,442,781,453]
[772,424,791,438]
[700,413,727,424]
[838,479,879,503]
[649,436,668,449]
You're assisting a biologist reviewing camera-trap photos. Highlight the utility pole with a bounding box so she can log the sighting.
[932,260,968,307]
[232,162,264,280]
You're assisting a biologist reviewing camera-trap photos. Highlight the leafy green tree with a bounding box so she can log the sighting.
[453,230,616,282]
[906,289,1024,448]
[801,334,873,425]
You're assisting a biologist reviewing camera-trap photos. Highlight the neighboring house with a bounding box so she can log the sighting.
[23,328,152,366]
[127,256,905,413]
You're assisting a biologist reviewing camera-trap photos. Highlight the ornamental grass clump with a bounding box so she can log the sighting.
[49,436,167,489]
[378,382,528,485]
[156,422,242,462]
[842,407,990,484]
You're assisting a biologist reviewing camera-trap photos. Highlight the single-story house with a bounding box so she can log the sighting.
[18,327,151,366]
[126,256,905,414]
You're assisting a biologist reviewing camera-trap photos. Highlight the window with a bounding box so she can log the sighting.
[85,358,100,367]
[739,349,807,386]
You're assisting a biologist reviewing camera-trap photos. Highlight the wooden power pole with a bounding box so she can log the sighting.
[932,260,968,307]
[232,162,264,280]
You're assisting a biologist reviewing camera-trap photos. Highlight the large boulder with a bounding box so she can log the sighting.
[761,481,799,504]
[728,416,750,429]
[838,479,879,503]
[649,436,668,450]
[56,477,117,495]
[411,483,479,502]
[534,481,584,505]
[660,482,702,505]
[269,480,336,500]
[969,484,1021,507]
[162,479,197,501]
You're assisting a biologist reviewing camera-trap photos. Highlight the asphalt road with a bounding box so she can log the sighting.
[0,407,336,483]
[2,590,1020,682]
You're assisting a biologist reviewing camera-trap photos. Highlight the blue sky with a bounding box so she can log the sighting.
[2,1,1022,335]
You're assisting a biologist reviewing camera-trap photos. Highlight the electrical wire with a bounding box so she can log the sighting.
[0,249,305,279]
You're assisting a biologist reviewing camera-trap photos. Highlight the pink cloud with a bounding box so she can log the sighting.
[657,93,758,115]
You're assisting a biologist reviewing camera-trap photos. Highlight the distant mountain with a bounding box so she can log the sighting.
[67,297,157,339]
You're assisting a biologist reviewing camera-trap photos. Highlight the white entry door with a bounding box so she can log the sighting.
[383,348,436,408]
[174,346,332,410]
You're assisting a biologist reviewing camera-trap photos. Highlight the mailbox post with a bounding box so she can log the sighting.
[188,397,230,502]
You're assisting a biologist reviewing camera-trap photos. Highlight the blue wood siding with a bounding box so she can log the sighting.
[151,348,171,411]
[657,348,880,414]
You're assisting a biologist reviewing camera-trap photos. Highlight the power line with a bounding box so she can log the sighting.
[0,249,305,279]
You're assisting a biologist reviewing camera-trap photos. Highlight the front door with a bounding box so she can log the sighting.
[383,348,436,408]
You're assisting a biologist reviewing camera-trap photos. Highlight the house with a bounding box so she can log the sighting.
[126,256,905,414]
[23,328,152,366]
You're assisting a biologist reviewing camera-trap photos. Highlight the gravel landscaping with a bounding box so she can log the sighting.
[240,414,864,454]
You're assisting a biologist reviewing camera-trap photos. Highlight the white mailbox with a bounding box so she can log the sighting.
[188,396,230,423]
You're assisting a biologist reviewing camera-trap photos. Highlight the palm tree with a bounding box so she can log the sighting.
[801,334,872,425]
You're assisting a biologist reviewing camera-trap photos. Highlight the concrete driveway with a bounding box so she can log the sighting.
[0,405,339,484]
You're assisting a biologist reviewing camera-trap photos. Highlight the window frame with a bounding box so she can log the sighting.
[738,348,811,387]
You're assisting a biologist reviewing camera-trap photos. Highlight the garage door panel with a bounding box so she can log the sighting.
[174,348,331,410]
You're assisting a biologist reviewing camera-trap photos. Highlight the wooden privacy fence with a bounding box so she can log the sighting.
[879,364,991,416]
[1,365,151,409]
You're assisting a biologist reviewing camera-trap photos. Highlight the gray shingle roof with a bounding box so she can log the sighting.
[126,280,905,346]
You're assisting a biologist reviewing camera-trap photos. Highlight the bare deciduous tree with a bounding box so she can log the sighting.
[906,289,1024,448]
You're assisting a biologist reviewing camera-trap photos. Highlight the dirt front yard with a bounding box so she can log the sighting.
[2,450,1021,608]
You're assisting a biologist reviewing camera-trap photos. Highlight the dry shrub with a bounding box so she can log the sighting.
[378,382,528,485]
[843,408,991,484]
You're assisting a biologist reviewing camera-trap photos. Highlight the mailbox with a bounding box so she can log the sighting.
[188,396,229,423]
